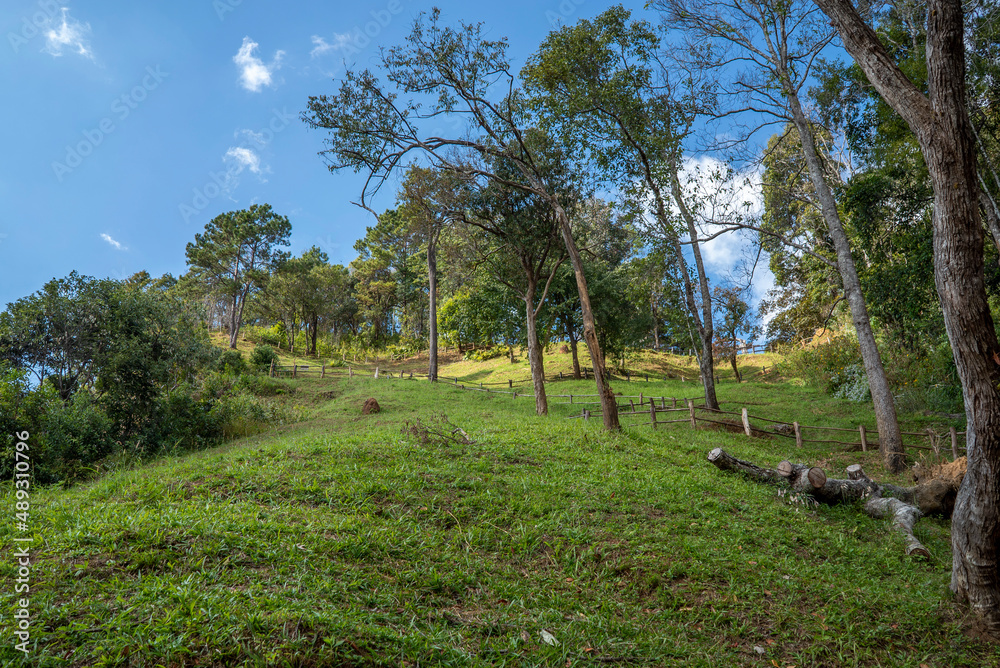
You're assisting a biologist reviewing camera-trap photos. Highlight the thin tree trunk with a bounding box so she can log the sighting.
[666,168,719,410]
[229,293,240,349]
[525,280,548,416]
[552,204,619,430]
[786,90,904,473]
[815,0,1000,630]
[311,315,319,356]
[427,236,439,381]
[566,316,582,379]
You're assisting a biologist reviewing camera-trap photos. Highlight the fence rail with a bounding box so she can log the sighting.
[268,362,965,463]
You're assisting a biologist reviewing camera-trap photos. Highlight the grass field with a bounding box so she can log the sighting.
[0,348,993,666]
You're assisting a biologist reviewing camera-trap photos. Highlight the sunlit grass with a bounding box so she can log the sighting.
[1,351,986,666]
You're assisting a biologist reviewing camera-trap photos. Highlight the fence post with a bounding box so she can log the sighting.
[293,364,297,378]
[509,379,513,388]
[793,422,802,448]
[650,403,657,428]
[629,399,635,412]
[687,399,696,429]
[570,394,573,404]
[349,366,353,378]
[321,364,325,379]
[269,359,275,378]
[584,409,590,420]
[661,396,666,409]
[639,392,643,406]
[626,370,630,381]
[741,408,751,437]
[672,397,677,409]
[859,425,868,452]
[645,373,649,382]
[585,368,589,380]
[951,427,959,460]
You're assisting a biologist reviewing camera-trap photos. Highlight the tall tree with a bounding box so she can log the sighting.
[302,10,621,429]
[814,0,1000,629]
[398,166,464,381]
[185,204,291,349]
[658,0,905,471]
[455,142,570,416]
[524,6,723,410]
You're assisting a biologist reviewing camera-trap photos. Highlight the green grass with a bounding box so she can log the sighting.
[0,360,992,666]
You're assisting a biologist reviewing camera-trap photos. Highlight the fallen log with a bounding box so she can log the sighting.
[709,448,930,559]
[707,448,785,485]
[864,497,931,558]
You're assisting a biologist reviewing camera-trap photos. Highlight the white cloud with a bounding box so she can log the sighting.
[44,8,94,60]
[233,37,284,92]
[310,33,355,58]
[101,233,126,251]
[225,146,263,176]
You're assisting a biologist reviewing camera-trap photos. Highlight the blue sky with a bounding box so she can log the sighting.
[1,0,772,313]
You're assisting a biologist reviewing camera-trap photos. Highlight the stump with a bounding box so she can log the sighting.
[362,398,381,415]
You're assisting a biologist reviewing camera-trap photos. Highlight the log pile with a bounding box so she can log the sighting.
[708,448,932,558]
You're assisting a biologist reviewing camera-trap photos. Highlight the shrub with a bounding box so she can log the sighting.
[217,350,246,375]
[249,344,279,372]
[464,347,505,362]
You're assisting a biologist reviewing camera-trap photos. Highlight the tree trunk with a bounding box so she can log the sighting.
[786,90,904,473]
[311,315,319,356]
[228,293,240,349]
[563,314,582,379]
[730,352,741,383]
[524,280,548,416]
[427,237,439,381]
[553,203,619,430]
[667,170,719,411]
[814,0,1000,630]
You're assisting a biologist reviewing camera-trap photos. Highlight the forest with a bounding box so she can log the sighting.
[5,0,1000,660]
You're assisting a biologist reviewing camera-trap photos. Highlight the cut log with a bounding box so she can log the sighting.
[708,448,929,559]
[864,497,931,558]
[707,448,785,485]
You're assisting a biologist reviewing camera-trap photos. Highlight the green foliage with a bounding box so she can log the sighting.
[245,323,284,347]
[216,350,247,375]
[782,335,864,395]
[830,363,871,402]
[463,347,505,362]
[249,345,279,372]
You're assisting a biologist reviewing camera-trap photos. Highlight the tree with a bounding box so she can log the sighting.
[185,204,291,349]
[398,166,465,381]
[813,0,1000,629]
[454,142,570,415]
[658,0,905,471]
[302,10,621,429]
[713,286,759,382]
[524,6,723,410]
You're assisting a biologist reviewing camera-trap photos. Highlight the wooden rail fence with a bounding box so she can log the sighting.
[269,362,963,462]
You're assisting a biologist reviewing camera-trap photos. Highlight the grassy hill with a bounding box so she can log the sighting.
[0,346,992,666]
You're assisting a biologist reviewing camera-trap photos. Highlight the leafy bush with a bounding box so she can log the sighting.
[830,363,871,402]
[782,335,864,393]
[463,347,505,362]
[249,344,279,372]
[235,372,292,397]
[216,350,247,375]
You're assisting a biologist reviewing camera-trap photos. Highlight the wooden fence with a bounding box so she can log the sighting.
[269,362,964,462]
[569,402,967,462]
